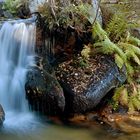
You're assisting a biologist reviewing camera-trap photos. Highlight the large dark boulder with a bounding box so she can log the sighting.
[56,55,126,114]
[0,104,5,125]
[25,57,65,115]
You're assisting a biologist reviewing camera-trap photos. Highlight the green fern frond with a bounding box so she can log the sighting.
[128,36,140,46]
[119,42,140,56]
[113,86,125,102]
[128,97,135,113]
[105,13,128,41]
[125,50,140,65]
[131,52,140,65]
[119,87,129,107]
[92,22,108,41]
[115,54,124,69]
[94,40,114,54]
[93,22,126,59]
[125,62,134,75]
[132,97,140,111]
[112,83,140,113]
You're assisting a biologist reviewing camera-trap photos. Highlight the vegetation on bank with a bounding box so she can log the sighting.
[2,0,29,17]
[92,1,140,114]
[38,1,93,30]
[2,0,140,114]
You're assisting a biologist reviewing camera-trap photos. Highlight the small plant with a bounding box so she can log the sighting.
[3,0,29,16]
[106,13,138,42]
[81,44,91,60]
[37,0,93,30]
[113,83,140,114]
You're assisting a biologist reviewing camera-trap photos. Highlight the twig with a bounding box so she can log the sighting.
[50,0,57,21]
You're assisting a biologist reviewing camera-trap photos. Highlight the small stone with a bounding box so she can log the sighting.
[100,122,104,124]
[75,73,78,76]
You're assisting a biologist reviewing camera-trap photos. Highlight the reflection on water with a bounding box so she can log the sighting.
[0,113,140,140]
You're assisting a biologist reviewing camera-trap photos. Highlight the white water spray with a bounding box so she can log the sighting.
[0,21,37,132]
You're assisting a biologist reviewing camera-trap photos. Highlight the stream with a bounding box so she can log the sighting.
[1,114,140,140]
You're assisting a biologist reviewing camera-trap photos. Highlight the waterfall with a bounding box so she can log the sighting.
[0,21,36,112]
[0,21,37,132]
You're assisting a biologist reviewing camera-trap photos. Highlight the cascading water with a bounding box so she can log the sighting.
[0,20,38,132]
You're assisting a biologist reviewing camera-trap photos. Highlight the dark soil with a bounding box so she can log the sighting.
[55,55,112,94]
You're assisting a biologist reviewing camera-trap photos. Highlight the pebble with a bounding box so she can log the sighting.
[75,73,78,76]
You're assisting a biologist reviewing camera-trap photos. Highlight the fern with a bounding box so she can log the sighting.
[113,86,125,102]
[106,13,128,42]
[115,54,124,69]
[112,83,140,113]
[92,19,140,112]
[128,36,140,46]
[103,1,140,43]
[92,22,140,82]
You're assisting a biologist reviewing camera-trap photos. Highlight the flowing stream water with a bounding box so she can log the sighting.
[0,18,140,140]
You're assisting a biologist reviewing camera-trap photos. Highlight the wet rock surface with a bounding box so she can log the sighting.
[25,57,65,115]
[56,55,126,114]
[0,104,5,125]
[99,105,140,133]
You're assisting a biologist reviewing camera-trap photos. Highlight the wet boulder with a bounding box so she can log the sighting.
[0,104,5,125]
[56,55,126,114]
[25,57,65,115]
